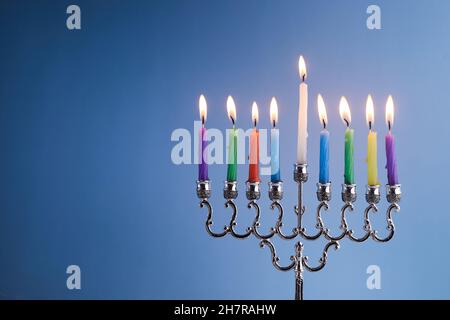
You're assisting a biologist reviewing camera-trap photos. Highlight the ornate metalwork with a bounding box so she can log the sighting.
[197,164,402,300]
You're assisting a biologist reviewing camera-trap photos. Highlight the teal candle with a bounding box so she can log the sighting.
[270,97,280,182]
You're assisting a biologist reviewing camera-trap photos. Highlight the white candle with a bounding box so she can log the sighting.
[297,56,308,164]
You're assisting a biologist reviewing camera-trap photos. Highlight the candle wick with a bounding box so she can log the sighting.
[231,117,235,126]
[345,119,349,127]
[302,74,306,82]
[272,120,276,128]
[254,119,257,128]
[202,116,205,127]
[388,121,391,131]
[322,119,326,129]
[369,121,372,130]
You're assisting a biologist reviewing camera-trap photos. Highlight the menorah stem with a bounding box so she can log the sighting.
[294,164,308,231]
[295,271,303,300]
[297,181,303,229]
[294,241,304,300]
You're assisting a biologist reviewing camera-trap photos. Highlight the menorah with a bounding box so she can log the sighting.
[196,164,401,300]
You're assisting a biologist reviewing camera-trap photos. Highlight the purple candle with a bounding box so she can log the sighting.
[385,96,398,185]
[198,95,208,181]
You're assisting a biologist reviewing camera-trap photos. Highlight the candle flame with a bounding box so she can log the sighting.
[385,95,394,129]
[199,94,207,124]
[298,55,307,81]
[270,97,278,127]
[366,95,374,129]
[252,101,259,126]
[339,96,351,126]
[227,95,237,124]
[317,94,328,127]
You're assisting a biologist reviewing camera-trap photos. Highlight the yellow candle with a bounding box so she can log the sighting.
[366,95,379,186]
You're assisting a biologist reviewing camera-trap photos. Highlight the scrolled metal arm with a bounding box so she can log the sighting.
[302,241,340,272]
[227,200,253,239]
[274,202,298,240]
[298,206,322,240]
[345,203,372,242]
[371,203,399,242]
[318,202,348,241]
[249,201,277,240]
[200,200,229,238]
[260,239,296,271]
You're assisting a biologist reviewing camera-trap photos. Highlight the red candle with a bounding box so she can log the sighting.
[248,102,260,182]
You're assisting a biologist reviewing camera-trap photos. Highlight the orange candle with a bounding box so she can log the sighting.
[248,102,260,182]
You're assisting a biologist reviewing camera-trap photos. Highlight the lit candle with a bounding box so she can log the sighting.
[366,95,379,186]
[248,102,260,182]
[296,56,308,164]
[317,94,329,184]
[198,95,208,181]
[339,97,354,185]
[226,96,238,182]
[270,97,280,182]
[385,95,399,185]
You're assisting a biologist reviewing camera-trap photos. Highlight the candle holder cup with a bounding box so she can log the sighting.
[246,181,261,201]
[196,180,211,200]
[197,164,402,299]
[268,181,283,201]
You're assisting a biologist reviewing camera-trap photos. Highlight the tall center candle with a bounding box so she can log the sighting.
[339,97,354,185]
[317,94,329,184]
[296,56,308,164]
[248,102,260,182]
[385,95,399,185]
[365,95,379,186]
[226,96,238,182]
[270,97,280,182]
[198,95,208,181]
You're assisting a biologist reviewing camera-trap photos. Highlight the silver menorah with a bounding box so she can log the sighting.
[196,163,401,300]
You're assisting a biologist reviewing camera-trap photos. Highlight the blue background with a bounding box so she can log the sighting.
[0,0,446,299]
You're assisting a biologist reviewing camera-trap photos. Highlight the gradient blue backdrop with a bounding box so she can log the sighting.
[0,0,446,299]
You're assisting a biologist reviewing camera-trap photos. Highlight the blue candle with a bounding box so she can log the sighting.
[319,129,329,183]
[270,98,281,182]
[317,95,330,184]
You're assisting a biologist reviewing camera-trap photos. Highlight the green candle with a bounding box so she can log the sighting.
[227,127,237,181]
[340,96,355,185]
[344,127,354,184]
[226,96,238,182]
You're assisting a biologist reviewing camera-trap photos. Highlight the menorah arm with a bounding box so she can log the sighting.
[346,203,372,242]
[260,239,296,271]
[273,202,297,240]
[227,200,253,239]
[371,203,400,242]
[200,200,229,238]
[302,241,340,272]
[298,204,322,240]
[249,201,276,240]
[318,202,347,241]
